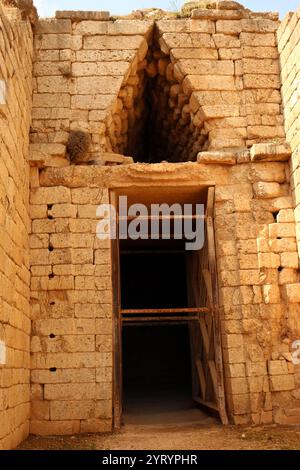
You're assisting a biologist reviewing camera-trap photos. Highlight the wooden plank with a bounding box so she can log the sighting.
[194,397,219,412]
[110,191,122,430]
[202,268,213,306]
[122,316,199,323]
[198,317,210,355]
[206,187,215,218]
[196,359,206,399]
[206,187,229,425]
[208,360,218,399]
[120,307,209,315]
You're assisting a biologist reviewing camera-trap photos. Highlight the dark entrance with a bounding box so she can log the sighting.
[111,186,228,427]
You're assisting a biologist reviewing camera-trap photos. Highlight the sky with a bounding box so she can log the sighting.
[34,0,300,19]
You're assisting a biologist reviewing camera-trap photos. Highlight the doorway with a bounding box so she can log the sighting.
[110,186,227,427]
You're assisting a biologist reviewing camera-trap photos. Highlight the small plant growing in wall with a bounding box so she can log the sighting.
[67,130,92,164]
[59,64,73,79]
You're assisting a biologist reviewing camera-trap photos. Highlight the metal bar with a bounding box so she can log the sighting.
[120,307,209,315]
[122,316,200,322]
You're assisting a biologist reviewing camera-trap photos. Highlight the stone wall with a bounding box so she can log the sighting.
[1,0,300,445]
[30,6,285,164]
[278,9,300,276]
[27,4,300,433]
[29,156,300,429]
[277,8,300,424]
[0,3,33,449]
[29,178,113,435]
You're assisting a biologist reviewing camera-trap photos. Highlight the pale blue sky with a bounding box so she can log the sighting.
[34,1,300,18]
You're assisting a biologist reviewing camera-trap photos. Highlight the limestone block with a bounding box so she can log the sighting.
[242,46,278,59]
[226,377,249,395]
[216,20,242,34]
[242,58,279,75]
[56,11,110,20]
[37,76,73,94]
[268,360,289,375]
[76,49,136,62]
[71,94,114,110]
[35,34,72,50]
[75,303,111,319]
[191,9,244,21]
[48,204,77,218]
[159,18,215,34]
[279,268,299,285]
[258,253,280,269]
[244,74,281,89]
[224,363,246,378]
[45,383,101,400]
[83,35,144,50]
[269,223,296,239]
[171,47,218,60]
[183,75,235,93]
[262,284,281,304]
[31,401,50,420]
[219,48,242,60]
[35,19,72,34]
[253,182,281,199]
[50,400,95,420]
[31,275,74,291]
[197,150,236,165]
[33,94,70,108]
[80,419,112,433]
[161,32,214,50]
[213,33,240,48]
[178,59,234,75]
[245,361,267,377]
[281,252,299,269]
[30,249,50,266]
[283,284,300,303]
[95,399,112,419]
[270,375,295,391]
[29,144,66,167]
[29,234,49,249]
[241,19,279,33]
[269,238,297,253]
[240,32,276,47]
[95,335,112,353]
[250,143,291,162]
[72,61,130,77]
[30,420,80,436]
[74,19,153,36]
[75,76,123,95]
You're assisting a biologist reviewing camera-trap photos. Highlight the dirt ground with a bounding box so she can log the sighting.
[18,423,300,450]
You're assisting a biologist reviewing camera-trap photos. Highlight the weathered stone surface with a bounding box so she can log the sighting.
[2,0,300,449]
[197,151,236,165]
[83,35,144,50]
[55,11,110,21]
[35,19,72,34]
[283,284,300,303]
[191,9,244,20]
[251,143,292,162]
[253,182,282,199]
